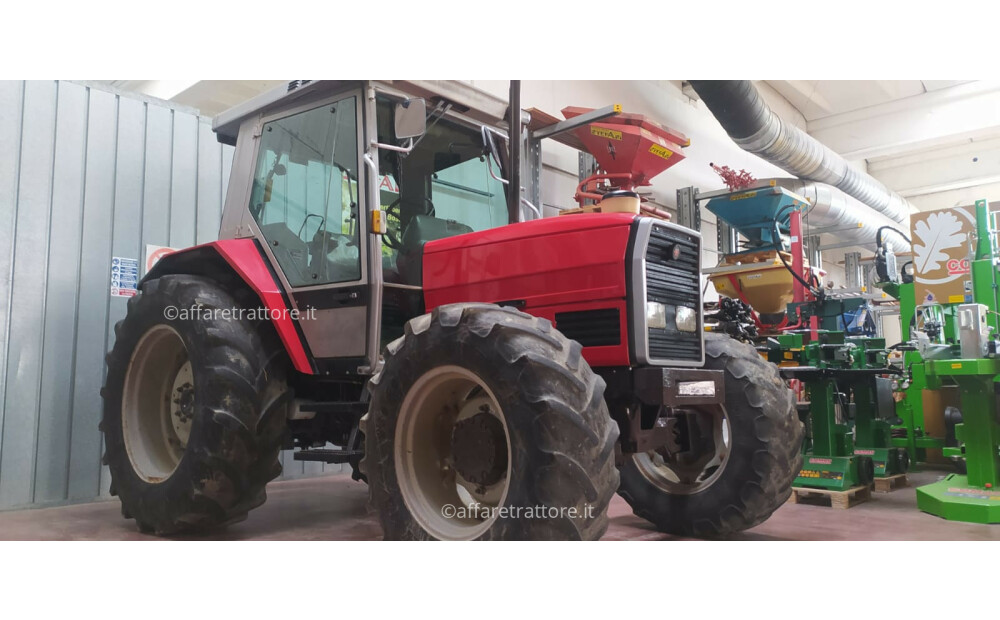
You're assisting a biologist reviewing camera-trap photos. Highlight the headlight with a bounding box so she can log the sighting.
[646,301,667,329]
[675,306,697,332]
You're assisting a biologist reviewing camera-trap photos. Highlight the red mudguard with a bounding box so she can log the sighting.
[144,239,314,375]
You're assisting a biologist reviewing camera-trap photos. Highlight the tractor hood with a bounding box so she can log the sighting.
[421,213,702,369]
[422,213,637,312]
[424,212,637,256]
[421,213,638,369]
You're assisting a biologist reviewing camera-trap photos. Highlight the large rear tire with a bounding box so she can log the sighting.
[362,303,619,540]
[101,275,290,535]
[618,332,802,538]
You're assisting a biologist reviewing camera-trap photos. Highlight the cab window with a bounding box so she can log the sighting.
[375,97,508,284]
[249,96,361,288]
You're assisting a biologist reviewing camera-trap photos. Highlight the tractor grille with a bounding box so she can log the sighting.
[555,308,621,347]
[643,223,703,364]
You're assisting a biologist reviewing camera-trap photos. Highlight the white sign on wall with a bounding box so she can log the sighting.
[145,244,179,275]
[110,256,139,297]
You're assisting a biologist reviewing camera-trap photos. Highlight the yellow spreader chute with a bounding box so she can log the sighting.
[707,249,820,316]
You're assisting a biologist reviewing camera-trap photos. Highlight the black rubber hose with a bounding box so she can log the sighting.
[770,205,821,297]
[875,225,912,249]
[688,81,769,139]
[773,219,822,298]
[901,260,914,284]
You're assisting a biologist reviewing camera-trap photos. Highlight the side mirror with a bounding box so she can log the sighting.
[395,98,426,139]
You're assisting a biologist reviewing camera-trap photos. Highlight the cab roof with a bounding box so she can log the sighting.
[212,80,511,145]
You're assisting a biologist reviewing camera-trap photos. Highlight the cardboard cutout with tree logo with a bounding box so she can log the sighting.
[910,205,976,304]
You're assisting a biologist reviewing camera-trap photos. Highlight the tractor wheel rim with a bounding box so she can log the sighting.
[395,365,511,540]
[121,324,192,483]
[634,405,731,495]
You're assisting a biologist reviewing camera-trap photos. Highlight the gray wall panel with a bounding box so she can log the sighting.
[0,80,57,508]
[196,120,223,245]
[141,105,172,251]
[66,87,117,502]
[100,95,146,498]
[0,80,338,511]
[0,81,25,486]
[169,113,198,248]
[32,81,89,503]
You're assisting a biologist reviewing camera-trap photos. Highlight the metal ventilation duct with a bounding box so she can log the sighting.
[773,179,911,254]
[689,80,912,226]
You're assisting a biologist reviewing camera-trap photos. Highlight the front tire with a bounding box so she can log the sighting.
[362,304,619,540]
[101,275,290,535]
[618,332,803,538]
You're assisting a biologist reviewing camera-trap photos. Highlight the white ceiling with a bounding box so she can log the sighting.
[764,80,970,122]
[99,80,286,117]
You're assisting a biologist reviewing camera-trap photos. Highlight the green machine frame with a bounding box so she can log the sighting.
[901,200,1000,523]
[768,332,905,492]
[876,281,951,465]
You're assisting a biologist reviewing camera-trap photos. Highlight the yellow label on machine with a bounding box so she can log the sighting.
[730,191,758,201]
[591,127,622,140]
[952,363,963,369]
[783,352,794,360]
[948,295,966,303]
[648,144,673,160]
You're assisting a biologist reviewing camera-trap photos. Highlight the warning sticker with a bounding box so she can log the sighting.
[729,191,758,201]
[591,126,622,141]
[110,256,139,298]
[648,144,673,160]
[145,244,179,275]
[797,469,844,481]
[944,487,1000,500]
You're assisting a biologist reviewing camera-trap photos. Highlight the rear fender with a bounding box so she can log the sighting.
[143,239,314,374]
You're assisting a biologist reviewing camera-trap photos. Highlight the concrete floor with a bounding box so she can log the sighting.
[0,468,996,540]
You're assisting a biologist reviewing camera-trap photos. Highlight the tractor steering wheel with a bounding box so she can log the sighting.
[383,196,435,250]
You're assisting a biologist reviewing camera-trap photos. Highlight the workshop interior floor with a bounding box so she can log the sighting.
[0,467,995,540]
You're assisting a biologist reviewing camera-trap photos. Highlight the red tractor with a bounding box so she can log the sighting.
[100,80,802,540]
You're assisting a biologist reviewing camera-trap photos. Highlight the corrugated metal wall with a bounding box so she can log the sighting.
[0,81,341,512]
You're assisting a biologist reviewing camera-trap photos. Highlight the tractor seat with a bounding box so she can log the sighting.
[396,215,473,286]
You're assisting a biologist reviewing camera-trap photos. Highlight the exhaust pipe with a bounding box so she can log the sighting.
[689,80,911,225]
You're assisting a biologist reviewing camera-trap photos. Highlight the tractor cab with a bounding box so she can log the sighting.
[213,80,518,369]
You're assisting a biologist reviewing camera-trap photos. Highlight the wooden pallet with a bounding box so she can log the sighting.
[873,473,908,493]
[788,484,871,509]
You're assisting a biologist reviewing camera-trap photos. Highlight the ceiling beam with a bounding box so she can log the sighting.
[868,135,1000,198]
[807,80,1000,160]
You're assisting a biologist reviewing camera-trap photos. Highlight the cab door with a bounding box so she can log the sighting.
[244,89,373,374]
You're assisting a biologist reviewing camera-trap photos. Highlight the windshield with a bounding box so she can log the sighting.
[375,96,509,284]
